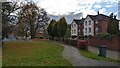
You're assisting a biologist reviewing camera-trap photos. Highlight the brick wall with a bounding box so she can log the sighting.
[96,20,108,33]
[99,20,108,33]
[88,36,120,51]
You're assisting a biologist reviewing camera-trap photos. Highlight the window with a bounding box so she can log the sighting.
[74,29,76,34]
[85,28,87,33]
[95,27,99,33]
[89,28,91,33]
[74,24,76,28]
[89,20,91,25]
[96,21,98,24]
[85,21,87,26]
[71,30,73,34]
[78,29,80,32]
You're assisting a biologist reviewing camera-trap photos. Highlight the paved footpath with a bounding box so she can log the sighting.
[61,44,118,66]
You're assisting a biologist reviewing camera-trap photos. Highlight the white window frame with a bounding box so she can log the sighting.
[89,28,91,33]
[95,27,99,33]
[74,24,76,28]
[95,21,98,24]
[89,20,91,25]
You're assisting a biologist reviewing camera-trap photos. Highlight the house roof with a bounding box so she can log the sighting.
[87,15,96,21]
[79,18,85,24]
[87,14,109,21]
[73,19,81,24]
[72,18,85,25]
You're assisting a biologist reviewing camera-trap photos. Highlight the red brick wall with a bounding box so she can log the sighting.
[88,37,120,50]
[79,23,84,35]
[98,20,108,33]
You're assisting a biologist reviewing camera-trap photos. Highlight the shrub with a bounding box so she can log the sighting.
[95,32,112,40]
[64,39,77,46]
[77,40,88,50]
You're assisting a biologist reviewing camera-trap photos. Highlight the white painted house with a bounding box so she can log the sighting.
[83,15,95,36]
[71,19,80,38]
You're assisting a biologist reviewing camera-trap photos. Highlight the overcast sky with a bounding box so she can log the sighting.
[36,0,119,23]
[35,0,119,16]
[8,0,120,23]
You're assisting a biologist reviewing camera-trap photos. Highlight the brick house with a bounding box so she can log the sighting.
[83,13,110,36]
[71,12,119,37]
[78,18,85,36]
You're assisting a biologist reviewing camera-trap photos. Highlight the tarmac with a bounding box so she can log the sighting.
[61,44,119,66]
[88,46,120,60]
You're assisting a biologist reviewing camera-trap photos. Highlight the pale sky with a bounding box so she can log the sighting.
[7,0,120,23]
[34,0,119,17]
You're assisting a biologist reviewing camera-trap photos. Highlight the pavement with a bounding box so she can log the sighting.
[61,44,118,66]
[88,46,120,60]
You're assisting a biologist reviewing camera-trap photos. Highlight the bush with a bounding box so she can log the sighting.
[77,40,88,50]
[64,39,88,50]
[95,33,112,40]
[64,39,77,46]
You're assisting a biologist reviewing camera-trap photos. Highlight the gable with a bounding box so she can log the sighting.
[71,20,77,25]
[85,16,93,22]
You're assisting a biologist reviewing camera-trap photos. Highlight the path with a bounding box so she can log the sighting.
[61,44,118,66]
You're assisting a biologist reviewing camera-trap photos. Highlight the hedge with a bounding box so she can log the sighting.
[64,39,78,47]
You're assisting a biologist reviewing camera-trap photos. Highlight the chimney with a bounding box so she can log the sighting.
[98,11,99,15]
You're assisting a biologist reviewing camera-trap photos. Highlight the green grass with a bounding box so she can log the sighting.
[80,49,120,63]
[3,41,73,66]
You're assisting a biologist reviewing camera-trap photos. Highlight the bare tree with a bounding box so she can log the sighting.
[17,1,50,39]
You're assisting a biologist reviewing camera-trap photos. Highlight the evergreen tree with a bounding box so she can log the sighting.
[57,17,67,41]
[47,19,56,40]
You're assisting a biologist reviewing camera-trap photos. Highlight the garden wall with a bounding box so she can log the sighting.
[88,36,120,51]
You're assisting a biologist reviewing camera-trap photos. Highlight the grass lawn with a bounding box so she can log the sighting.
[2,41,73,66]
[80,49,120,63]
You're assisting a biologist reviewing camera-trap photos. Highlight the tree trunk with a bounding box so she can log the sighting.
[30,27,36,39]
[31,33,35,39]
[52,36,54,40]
